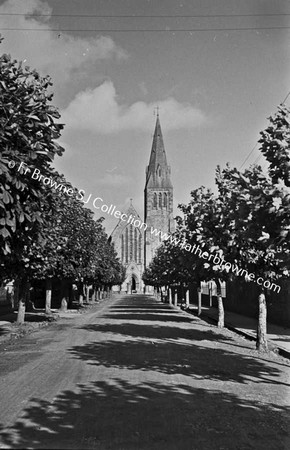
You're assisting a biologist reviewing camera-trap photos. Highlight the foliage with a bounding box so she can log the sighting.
[0,43,64,270]
[142,240,189,288]
[259,104,290,187]
[215,164,290,282]
[0,40,124,292]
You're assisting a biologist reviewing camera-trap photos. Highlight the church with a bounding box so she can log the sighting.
[111,113,174,292]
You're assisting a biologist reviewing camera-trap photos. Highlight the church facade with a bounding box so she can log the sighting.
[111,114,174,292]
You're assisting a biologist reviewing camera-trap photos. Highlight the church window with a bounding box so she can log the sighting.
[138,235,142,263]
[153,193,157,208]
[121,234,124,262]
[164,193,167,209]
[159,192,162,208]
[134,228,138,261]
[130,225,133,260]
[125,228,129,263]
[159,167,161,177]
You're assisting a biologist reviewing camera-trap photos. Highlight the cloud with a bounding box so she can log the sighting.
[0,0,127,84]
[98,173,131,187]
[62,81,206,133]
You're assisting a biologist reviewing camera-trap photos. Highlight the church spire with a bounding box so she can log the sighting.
[144,111,174,268]
[145,113,172,188]
[148,113,167,170]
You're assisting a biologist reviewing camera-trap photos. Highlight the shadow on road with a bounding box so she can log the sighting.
[69,338,289,386]
[0,378,289,449]
[1,295,289,449]
[80,322,232,342]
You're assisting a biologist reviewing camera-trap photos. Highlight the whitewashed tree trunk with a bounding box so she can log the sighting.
[185,289,190,308]
[78,280,84,306]
[169,287,172,305]
[45,278,52,314]
[17,279,29,324]
[174,290,178,306]
[216,279,224,328]
[197,287,202,316]
[91,287,96,302]
[217,296,224,328]
[256,291,268,352]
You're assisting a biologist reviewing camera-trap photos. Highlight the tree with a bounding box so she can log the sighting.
[143,240,190,293]
[215,163,290,351]
[24,180,99,312]
[0,41,64,321]
[178,186,236,326]
[259,103,290,187]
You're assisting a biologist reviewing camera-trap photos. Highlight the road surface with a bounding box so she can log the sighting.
[0,294,289,449]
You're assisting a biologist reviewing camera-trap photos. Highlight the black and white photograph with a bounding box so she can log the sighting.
[0,0,290,448]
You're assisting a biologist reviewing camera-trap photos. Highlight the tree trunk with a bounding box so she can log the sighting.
[79,292,84,306]
[60,298,67,312]
[181,285,185,306]
[78,280,84,306]
[216,278,224,328]
[174,289,178,307]
[60,279,69,311]
[217,296,224,328]
[45,278,52,314]
[91,286,96,302]
[256,291,268,352]
[169,287,173,305]
[17,279,29,324]
[197,287,202,316]
[185,289,190,308]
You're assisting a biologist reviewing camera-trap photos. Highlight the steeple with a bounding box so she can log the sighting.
[144,112,174,268]
[145,114,172,188]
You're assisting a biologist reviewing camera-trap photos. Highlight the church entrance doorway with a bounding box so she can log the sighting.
[131,276,136,292]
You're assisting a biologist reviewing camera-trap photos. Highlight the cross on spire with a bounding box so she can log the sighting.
[154,105,160,118]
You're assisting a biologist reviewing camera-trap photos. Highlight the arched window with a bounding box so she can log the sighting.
[138,235,142,263]
[134,228,138,262]
[130,225,133,260]
[125,228,129,263]
[159,192,162,208]
[153,193,157,208]
[121,234,124,262]
[164,192,167,209]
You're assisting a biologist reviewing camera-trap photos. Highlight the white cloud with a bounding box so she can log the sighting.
[62,81,206,133]
[0,0,127,83]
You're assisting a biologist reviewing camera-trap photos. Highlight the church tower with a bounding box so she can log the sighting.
[144,113,174,267]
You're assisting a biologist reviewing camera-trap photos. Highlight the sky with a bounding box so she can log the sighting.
[0,0,290,234]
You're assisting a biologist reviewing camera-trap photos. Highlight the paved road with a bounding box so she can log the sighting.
[0,294,289,450]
